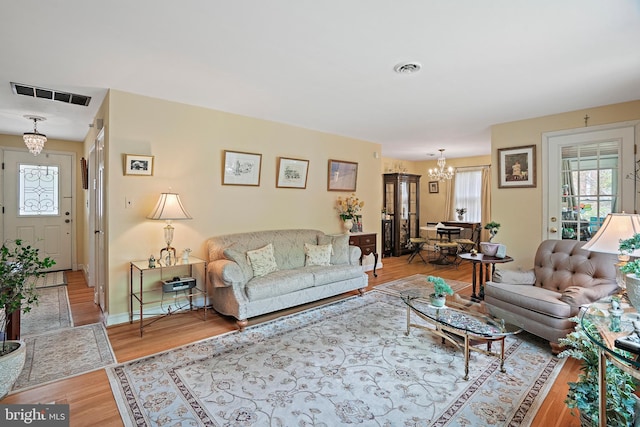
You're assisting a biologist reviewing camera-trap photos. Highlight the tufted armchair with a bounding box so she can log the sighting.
[484,239,619,351]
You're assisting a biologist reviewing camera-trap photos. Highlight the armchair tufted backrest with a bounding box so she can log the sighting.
[533,239,617,292]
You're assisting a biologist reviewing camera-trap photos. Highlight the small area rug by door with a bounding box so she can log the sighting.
[21,285,73,335]
[31,271,67,288]
[12,323,116,394]
[375,273,471,296]
[108,290,563,426]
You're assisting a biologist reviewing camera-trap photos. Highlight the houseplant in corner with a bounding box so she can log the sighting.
[558,316,636,427]
[427,275,453,307]
[480,221,501,256]
[0,239,55,399]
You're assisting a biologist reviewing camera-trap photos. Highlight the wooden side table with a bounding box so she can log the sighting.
[458,253,514,301]
[349,232,378,277]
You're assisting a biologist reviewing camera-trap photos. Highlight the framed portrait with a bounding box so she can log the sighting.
[124,154,154,176]
[223,150,262,186]
[498,145,536,188]
[327,159,358,192]
[428,181,439,193]
[276,157,309,189]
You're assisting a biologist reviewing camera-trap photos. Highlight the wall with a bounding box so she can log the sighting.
[0,134,86,269]
[103,90,382,324]
[492,100,640,269]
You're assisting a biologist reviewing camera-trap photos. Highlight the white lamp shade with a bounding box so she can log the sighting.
[147,193,192,220]
[581,213,640,255]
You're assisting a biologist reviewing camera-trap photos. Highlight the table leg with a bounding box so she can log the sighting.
[471,263,478,301]
[464,334,470,380]
[372,252,378,277]
[499,337,506,373]
[405,305,411,336]
[597,349,606,427]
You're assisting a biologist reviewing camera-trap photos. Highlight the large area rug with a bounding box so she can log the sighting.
[21,285,73,335]
[12,323,116,393]
[375,273,471,296]
[108,290,564,426]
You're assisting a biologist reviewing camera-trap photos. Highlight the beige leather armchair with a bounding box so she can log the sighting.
[484,239,619,351]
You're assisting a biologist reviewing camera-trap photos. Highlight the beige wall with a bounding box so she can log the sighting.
[102,90,382,323]
[492,100,640,269]
[0,134,86,269]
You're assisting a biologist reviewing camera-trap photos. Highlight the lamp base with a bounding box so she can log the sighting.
[160,246,176,266]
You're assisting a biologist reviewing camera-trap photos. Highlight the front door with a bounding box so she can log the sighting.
[3,149,74,271]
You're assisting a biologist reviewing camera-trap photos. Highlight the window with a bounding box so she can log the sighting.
[453,169,482,222]
[18,164,59,216]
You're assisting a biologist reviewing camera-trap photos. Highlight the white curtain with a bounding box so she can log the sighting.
[452,168,484,222]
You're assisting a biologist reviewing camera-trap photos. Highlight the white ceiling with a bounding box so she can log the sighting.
[1,1,639,161]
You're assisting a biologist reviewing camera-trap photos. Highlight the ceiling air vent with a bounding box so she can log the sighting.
[393,62,421,74]
[11,82,91,107]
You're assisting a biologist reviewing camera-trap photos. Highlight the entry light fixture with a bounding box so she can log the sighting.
[23,115,47,156]
[428,149,454,182]
[147,192,192,265]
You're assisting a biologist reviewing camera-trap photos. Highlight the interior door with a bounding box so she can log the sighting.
[3,149,73,271]
[91,129,106,312]
[544,123,637,241]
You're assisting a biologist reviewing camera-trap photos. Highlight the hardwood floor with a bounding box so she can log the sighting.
[3,255,581,427]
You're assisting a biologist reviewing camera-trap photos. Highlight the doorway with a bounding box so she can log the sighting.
[3,149,74,271]
[543,122,638,241]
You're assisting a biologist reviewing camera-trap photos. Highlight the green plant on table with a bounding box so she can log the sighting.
[0,239,55,355]
[484,221,501,242]
[557,316,636,427]
[426,275,454,297]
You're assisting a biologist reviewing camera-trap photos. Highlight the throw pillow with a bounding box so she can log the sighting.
[318,234,350,265]
[246,243,279,277]
[492,269,536,284]
[304,243,332,266]
[223,248,254,281]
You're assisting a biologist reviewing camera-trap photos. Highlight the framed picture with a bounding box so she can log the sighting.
[327,159,358,191]
[124,154,154,176]
[276,157,309,189]
[429,181,439,193]
[223,150,262,186]
[81,157,89,189]
[498,145,536,188]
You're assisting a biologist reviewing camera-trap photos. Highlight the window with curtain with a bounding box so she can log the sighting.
[453,169,482,222]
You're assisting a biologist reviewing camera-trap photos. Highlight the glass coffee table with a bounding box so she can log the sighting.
[400,287,522,380]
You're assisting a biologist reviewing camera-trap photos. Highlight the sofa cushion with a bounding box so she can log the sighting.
[309,264,364,286]
[223,248,253,282]
[246,243,279,277]
[245,269,315,301]
[484,281,572,319]
[318,234,350,265]
[304,243,332,266]
[492,269,536,284]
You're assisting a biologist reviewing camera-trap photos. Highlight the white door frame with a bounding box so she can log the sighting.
[542,121,639,241]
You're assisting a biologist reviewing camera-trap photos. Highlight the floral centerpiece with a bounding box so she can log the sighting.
[335,194,364,221]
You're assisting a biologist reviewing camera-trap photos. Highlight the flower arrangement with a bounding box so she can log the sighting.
[427,275,454,297]
[336,194,364,221]
[455,208,467,216]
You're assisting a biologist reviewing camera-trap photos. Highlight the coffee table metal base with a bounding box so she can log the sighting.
[405,305,508,380]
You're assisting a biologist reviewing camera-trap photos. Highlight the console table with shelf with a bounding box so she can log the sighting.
[129,256,207,336]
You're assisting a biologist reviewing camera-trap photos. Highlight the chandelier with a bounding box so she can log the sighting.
[428,149,454,182]
[23,116,47,156]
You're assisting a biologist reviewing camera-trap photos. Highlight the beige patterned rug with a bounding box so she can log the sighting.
[31,271,67,288]
[375,273,472,296]
[108,290,563,426]
[21,286,73,335]
[12,323,116,394]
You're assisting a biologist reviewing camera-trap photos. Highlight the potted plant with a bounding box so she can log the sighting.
[480,221,501,256]
[427,275,453,307]
[455,207,467,221]
[0,239,55,399]
[558,316,636,427]
[618,233,640,309]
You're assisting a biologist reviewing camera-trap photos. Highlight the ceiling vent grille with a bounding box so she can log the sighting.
[11,82,91,107]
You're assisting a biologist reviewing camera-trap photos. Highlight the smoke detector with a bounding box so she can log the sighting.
[394,62,421,74]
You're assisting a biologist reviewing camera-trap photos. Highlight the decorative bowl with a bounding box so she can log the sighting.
[480,242,499,256]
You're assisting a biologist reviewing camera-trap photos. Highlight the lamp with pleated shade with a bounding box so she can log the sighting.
[147,193,192,264]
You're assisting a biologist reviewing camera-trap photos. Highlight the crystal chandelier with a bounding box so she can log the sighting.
[428,149,454,182]
[23,116,47,156]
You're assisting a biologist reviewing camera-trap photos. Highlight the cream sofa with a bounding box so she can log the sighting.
[484,239,618,351]
[207,229,368,330]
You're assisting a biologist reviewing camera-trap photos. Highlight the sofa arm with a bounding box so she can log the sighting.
[560,284,619,307]
[348,245,362,265]
[492,268,536,285]
[208,259,248,288]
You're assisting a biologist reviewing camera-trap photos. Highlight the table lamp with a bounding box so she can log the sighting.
[581,212,640,289]
[147,192,192,265]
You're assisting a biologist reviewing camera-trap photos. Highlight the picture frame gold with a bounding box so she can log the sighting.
[222,150,262,186]
[124,154,154,176]
[327,159,358,192]
[276,157,309,189]
[498,145,536,188]
[428,181,439,193]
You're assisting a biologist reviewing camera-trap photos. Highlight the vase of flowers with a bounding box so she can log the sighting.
[336,194,364,235]
[456,208,467,221]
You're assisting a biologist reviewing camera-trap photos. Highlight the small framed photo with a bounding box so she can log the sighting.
[276,157,309,189]
[124,154,154,176]
[429,181,439,193]
[223,150,262,186]
[327,159,358,192]
[498,145,536,188]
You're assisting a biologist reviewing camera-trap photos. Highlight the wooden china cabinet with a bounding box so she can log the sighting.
[382,173,421,257]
